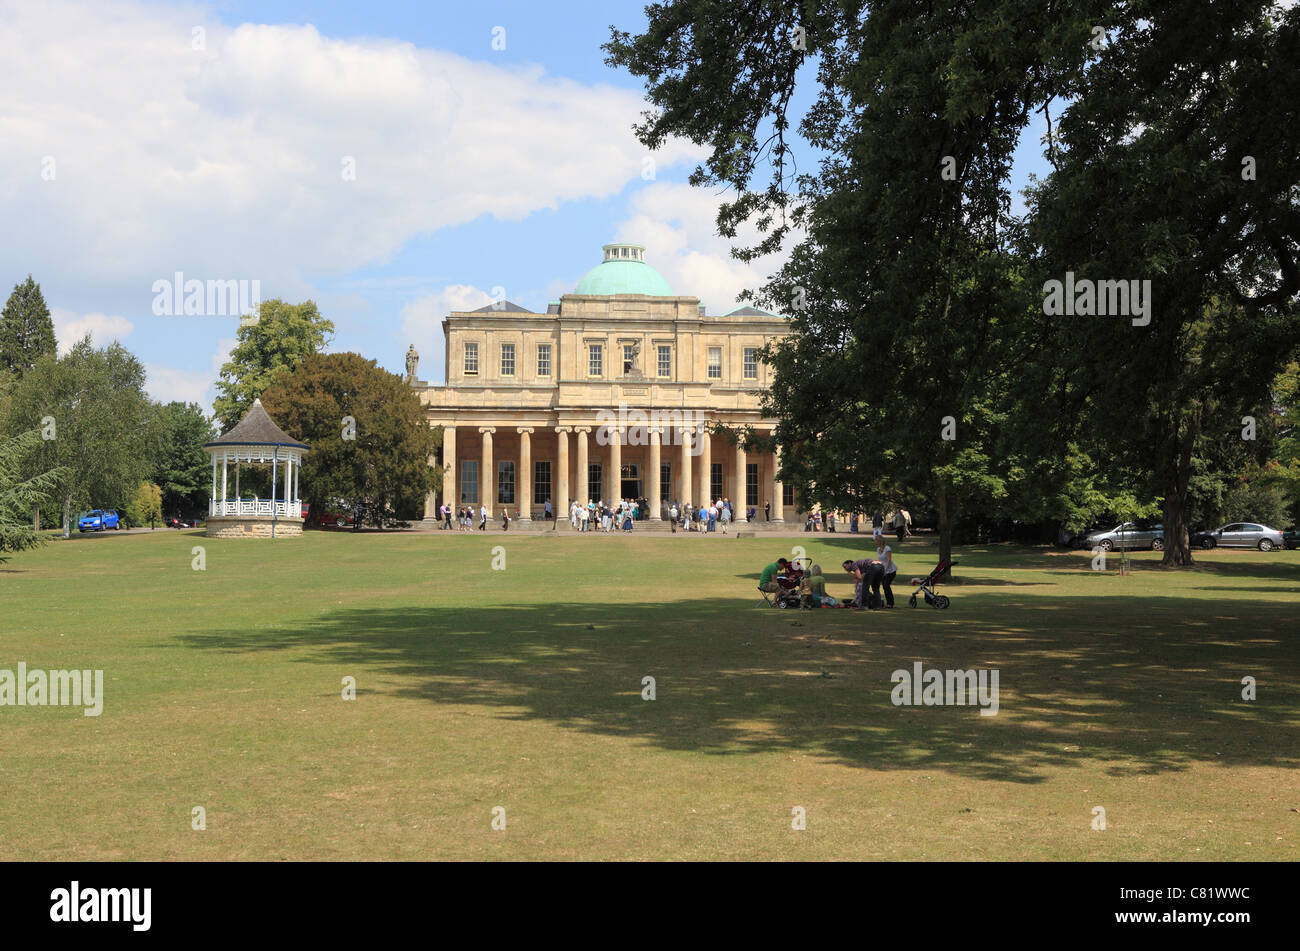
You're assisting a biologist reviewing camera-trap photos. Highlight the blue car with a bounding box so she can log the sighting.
[78,509,121,532]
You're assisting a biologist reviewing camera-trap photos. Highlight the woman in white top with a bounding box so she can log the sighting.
[875,538,899,608]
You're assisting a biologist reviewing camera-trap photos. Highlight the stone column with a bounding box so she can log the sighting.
[575,427,590,503]
[648,427,662,520]
[771,440,785,527]
[698,424,712,505]
[734,441,748,523]
[442,426,457,510]
[555,426,570,521]
[679,425,693,507]
[607,423,622,506]
[479,427,495,516]
[517,427,533,525]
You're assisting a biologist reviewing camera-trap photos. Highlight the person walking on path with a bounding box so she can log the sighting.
[479,504,488,531]
[872,510,884,542]
[893,508,906,542]
[670,501,679,533]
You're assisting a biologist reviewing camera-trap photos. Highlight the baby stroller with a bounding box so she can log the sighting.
[908,559,954,609]
[760,558,809,608]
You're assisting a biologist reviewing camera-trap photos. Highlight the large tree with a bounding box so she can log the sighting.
[3,338,158,536]
[259,352,438,528]
[0,275,57,378]
[609,1,1299,568]
[0,429,67,561]
[608,0,1104,568]
[1026,0,1300,564]
[151,401,216,519]
[213,299,334,430]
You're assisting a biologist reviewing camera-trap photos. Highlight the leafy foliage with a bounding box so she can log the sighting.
[0,275,56,378]
[213,299,334,430]
[260,352,438,528]
[0,429,67,559]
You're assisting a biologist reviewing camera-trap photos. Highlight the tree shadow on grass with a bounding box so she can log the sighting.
[175,591,1300,784]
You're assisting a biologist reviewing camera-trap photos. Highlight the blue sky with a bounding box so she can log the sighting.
[3,0,1050,408]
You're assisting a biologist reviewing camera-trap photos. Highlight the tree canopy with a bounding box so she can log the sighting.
[0,275,57,378]
[260,352,438,528]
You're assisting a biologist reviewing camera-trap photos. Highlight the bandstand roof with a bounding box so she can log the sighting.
[204,398,310,451]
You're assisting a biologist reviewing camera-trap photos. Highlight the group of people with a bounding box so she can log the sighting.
[439,503,521,532]
[804,507,912,540]
[666,498,743,534]
[757,532,901,611]
[567,498,644,532]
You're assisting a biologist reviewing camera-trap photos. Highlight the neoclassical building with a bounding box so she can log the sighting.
[416,243,794,528]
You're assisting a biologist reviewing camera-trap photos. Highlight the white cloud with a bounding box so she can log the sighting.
[614,183,795,316]
[145,365,210,404]
[0,0,703,317]
[399,285,494,383]
[50,308,134,354]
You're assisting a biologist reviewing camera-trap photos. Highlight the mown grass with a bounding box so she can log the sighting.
[1,529,1297,860]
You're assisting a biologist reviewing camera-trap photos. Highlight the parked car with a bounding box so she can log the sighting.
[1282,527,1299,550]
[1191,523,1285,551]
[1082,521,1165,551]
[317,511,353,527]
[77,509,121,532]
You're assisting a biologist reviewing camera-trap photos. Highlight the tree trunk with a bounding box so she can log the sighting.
[62,495,72,539]
[937,483,954,580]
[33,507,40,532]
[1161,442,1195,566]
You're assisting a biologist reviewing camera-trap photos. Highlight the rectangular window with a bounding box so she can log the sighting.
[588,344,603,377]
[624,344,636,374]
[533,460,551,505]
[587,462,602,503]
[711,462,723,501]
[657,345,671,378]
[464,342,479,375]
[497,461,515,505]
[707,347,722,379]
[746,462,759,506]
[537,344,551,377]
[500,343,515,376]
[460,460,479,504]
[783,483,795,508]
[743,347,758,380]
[660,463,671,502]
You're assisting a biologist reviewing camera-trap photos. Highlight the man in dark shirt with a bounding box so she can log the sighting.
[842,558,884,609]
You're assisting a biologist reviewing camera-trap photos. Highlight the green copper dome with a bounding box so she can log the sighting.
[574,243,674,296]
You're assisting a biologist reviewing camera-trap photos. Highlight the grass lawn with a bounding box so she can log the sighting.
[2,529,1297,860]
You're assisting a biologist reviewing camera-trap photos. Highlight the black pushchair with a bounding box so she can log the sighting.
[908,559,953,609]
[759,558,809,608]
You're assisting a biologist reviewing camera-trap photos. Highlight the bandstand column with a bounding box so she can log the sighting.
[221,455,227,513]
[517,428,533,524]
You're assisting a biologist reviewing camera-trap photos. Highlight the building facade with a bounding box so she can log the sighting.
[417,243,793,527]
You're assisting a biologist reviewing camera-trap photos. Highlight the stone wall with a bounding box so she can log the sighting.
[205,516,304,538]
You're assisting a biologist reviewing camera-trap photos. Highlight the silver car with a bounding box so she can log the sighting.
[1195,523,1285,551]
[1084,521,1165,551]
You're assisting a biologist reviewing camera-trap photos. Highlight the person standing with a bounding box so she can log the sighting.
[872,510,884,543]
[875,538,899,607]
[544,498,553,522]
[501,508,510,531]
[765,500,771,522]
[893,508,906,542]
[670,501,679,534]
[479,503,488,531]
[719,499,730,534]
